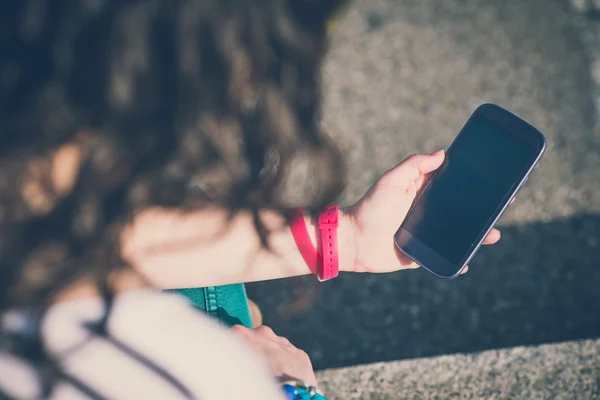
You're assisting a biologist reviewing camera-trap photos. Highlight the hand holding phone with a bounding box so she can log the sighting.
[394,104,546,278]
[344,149,500,276]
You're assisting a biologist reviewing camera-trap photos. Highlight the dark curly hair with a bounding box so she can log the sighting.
[0,0,348,396]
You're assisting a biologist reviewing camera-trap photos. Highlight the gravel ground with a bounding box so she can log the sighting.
[317,339,600,399]
[247,0,600,370]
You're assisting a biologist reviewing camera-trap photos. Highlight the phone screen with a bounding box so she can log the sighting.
[401,114,539,267]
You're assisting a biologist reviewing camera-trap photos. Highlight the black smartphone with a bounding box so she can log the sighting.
[394,104,546,279]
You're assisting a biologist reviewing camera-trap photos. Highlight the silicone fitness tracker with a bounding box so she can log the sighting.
[290,207,319,276]
[289,205,340,281]
[317,205,339,281]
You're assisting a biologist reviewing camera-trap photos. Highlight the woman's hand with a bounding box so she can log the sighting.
[231,325,318,387]
[344,150,502,274]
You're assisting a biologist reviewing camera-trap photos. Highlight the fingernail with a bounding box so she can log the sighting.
[431,149,445,156]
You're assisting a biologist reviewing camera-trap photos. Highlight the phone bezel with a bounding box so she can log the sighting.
[394,103,546,279]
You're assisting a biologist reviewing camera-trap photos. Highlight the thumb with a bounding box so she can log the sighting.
[381,150,445,185]
[359,150,444,217]
[379,150,445,221]
[398,150,445,178]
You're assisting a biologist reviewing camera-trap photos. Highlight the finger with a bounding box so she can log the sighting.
[460,266,469,274]
[482,228,501,245]
[385,150,445,183]
[404,150,445,177]
[255,325,277,338]
[230,324,252,337]
[395,246,420,269]
[231,324,250,332]
[510,197,515,205]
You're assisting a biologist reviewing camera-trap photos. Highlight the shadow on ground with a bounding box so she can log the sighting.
[247,212,600,370]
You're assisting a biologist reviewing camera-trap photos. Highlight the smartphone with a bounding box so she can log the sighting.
[394,104,546,279]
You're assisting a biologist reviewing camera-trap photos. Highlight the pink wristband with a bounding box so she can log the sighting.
[289,207,319,276]
[289,206,340,281]
[317,205,339,281]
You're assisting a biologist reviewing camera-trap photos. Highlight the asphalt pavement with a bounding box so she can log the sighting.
[246,0,600,370]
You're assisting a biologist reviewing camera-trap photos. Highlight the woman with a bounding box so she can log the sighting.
[0,1,501,398]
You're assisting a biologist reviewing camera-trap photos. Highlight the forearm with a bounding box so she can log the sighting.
[121,206,356,289]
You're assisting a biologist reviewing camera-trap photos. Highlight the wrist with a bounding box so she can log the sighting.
[338,208,357,273]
